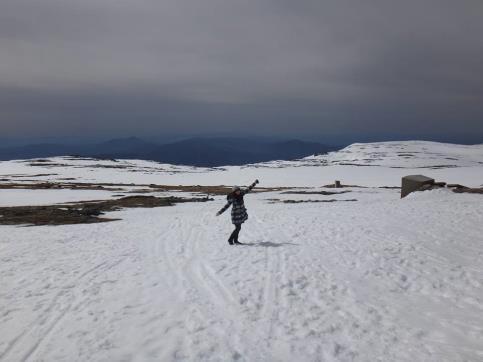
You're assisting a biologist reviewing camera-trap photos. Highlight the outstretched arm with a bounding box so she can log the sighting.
[242,179,259,195]
[216,199,232,216]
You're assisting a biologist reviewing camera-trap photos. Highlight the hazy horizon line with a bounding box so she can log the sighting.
[1,133,482,148]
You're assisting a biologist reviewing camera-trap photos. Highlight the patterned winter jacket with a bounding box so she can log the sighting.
[218,181,258,225]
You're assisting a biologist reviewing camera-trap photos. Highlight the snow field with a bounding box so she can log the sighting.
[1,141,482,361]
[1,141,482,188]
[0,189,119,207]
[1,188,482,361]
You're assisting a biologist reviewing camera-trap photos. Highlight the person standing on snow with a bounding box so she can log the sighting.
[216,179,259,245]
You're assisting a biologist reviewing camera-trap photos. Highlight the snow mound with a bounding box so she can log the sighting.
[307,141,483,168]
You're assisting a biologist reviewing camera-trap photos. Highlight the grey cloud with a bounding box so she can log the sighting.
[0,0,482,140]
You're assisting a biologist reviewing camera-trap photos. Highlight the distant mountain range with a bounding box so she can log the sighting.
[0,137,339,166]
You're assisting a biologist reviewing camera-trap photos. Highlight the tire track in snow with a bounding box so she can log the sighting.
[1,257,127,362]
[148,207,244,358]
[241,214,276,325]
[244,212,289,350]
[27,257,127,361]
[260,246,275,319]
[156,215,184,290]
[147,213,194,358]
[185,211,242,347]
[256,222,280,342]
[194,210,237,305]
[181,206,274,360]
[197,255,237,306]
[262,246,283,344]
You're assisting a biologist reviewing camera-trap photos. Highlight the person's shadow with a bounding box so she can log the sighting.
[242,241,298,247]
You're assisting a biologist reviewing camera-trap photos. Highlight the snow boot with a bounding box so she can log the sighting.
[234,240,243,245]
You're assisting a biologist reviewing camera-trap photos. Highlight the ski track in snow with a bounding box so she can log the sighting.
[1,198,483,361]
[1,194,482,361]
[1,141,483,361]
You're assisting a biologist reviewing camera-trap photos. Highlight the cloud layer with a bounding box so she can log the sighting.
[1,0,482,140]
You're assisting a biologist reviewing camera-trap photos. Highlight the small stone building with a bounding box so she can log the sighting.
[401,175,435,198]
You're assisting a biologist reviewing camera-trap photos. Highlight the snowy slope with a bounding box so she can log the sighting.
[0,141,482,189]
[323,141,483,168]
[1,141,482,361]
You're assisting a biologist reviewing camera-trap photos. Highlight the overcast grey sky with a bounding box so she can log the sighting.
[1,0,482,142]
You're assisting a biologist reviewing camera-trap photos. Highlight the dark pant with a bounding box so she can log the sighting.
[229,224,242,242]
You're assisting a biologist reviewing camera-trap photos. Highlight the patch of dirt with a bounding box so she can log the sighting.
[452,187,483,194]
[0,173,57,178]
[266,198,357,204]
[127,189,153,194]
[21,159,52,163]
[83,164,133,169]
[29,163,71,168]
[147,184,288,195]
[0,206,109,225]
[333,163,375,167]
[322,184,400,190]
[0,182,286,195]
[0,182,123,191]
[281,190,350,195]
[426,165,459,169]
[148,184,233,195]
[414,183,483,195]
[0,195,213,226]
[322,183,368,189]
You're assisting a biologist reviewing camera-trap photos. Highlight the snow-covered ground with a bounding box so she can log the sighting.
[0,189,120,207]
[1,141,482,361]
[0,141,482,189]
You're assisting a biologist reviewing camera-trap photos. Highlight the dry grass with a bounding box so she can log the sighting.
[0,181,286,195]
[266,198,357,204]
[0,195,213,226]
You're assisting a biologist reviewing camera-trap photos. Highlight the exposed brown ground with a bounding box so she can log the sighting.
[0,195,212,226]
[322,183,401,189]
[266,198,358,204]
[146,184,288,195]
[0,182,286,195]
[281,190,350,195]
[0,182,123,191]
[452,187,483,194]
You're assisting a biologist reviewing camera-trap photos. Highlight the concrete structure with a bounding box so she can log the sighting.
[401,175,435,198]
